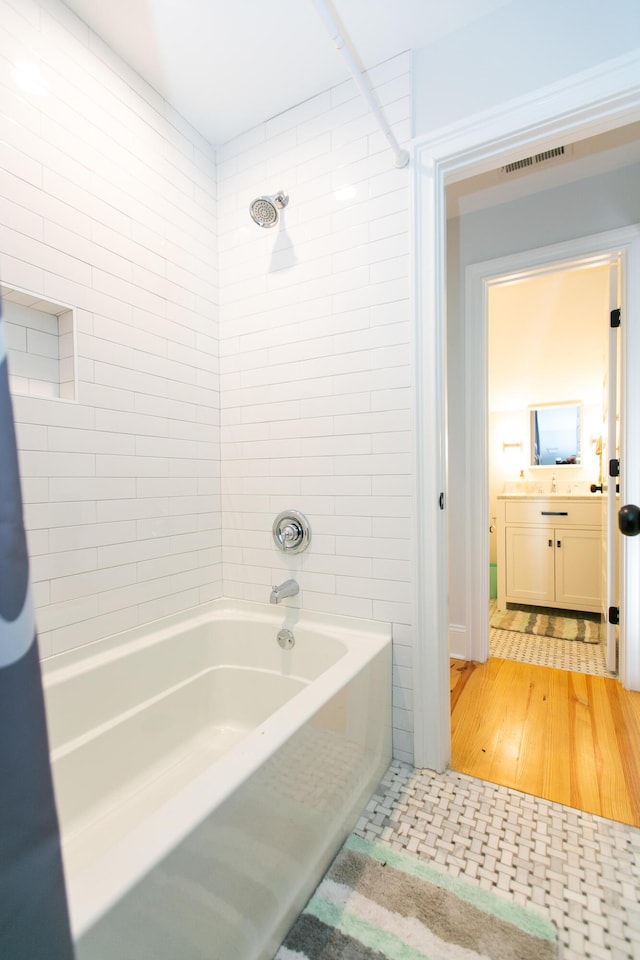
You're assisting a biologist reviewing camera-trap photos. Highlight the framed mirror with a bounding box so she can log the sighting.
[530,402,582,466]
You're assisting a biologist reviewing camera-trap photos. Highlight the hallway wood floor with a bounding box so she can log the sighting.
[450,656,640,827]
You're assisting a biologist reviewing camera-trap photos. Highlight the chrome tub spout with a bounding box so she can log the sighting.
[270,579,299,604]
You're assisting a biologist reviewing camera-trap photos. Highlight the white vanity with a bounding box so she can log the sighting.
[496,495,602,613]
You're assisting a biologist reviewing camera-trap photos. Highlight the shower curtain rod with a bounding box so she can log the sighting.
[311,0,410,169]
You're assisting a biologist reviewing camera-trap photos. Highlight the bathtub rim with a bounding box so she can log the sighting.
[41,597,390,685]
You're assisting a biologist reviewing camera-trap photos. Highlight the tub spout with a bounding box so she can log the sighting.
[270,579,299,604]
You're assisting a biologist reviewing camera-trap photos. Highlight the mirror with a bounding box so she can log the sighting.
[530,402,581,466]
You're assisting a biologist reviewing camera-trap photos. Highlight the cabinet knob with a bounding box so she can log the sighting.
[548,539,552,547]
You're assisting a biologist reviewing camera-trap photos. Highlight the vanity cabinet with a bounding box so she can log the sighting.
[497,497,601,613]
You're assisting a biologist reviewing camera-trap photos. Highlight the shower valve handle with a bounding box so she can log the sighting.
[281,524,298,544]
[272,510,311,555]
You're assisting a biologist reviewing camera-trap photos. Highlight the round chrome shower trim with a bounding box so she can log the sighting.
[250,198,278,227]
[249,191,289,228]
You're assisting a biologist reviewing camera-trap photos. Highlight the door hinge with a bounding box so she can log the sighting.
[609,458,620,478]
[610,308,621,328]
[608,606,620,626]
[438,492,445,510]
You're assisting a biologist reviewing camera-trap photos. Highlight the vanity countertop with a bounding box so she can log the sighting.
[497,494,601,501]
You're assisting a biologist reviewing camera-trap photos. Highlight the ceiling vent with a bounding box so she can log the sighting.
[500,145,572,176]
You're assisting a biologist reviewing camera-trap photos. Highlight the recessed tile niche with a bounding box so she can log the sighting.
[1,284,76,401]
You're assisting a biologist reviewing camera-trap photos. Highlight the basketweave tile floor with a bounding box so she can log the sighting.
[489,601,614,678]
[355,761,640,960]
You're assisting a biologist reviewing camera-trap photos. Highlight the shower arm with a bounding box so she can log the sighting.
[311,0,410,170]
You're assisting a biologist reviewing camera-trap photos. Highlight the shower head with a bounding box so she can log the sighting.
[249,191,289,228]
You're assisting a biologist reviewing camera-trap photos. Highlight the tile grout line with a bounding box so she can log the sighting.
[489,601,613,678]
[356,761,640,960]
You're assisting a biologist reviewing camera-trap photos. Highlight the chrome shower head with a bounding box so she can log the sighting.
[249,191,289,227]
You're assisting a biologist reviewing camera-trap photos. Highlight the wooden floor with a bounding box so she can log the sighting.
[450,656,640,827]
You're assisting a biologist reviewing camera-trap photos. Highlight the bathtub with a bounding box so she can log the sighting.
[41,599,392,960]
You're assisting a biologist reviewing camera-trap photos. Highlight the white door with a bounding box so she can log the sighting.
[601,262,621,672]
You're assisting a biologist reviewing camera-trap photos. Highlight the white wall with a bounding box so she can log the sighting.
[0,0,221,658]
[1,0,414,762]
[413,0,640,136]
[488,268,610,415]
[488,265,610,562]
[3,0,638,767]
[216,53,414,761]
[411,0,639,679]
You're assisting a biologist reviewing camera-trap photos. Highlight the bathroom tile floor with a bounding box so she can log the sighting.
[356,761,640,960]
[489,601,614,678]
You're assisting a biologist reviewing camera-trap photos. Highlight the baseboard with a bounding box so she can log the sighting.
[449,623,468,661]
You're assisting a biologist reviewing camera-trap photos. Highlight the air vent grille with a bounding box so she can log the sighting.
[535,146,565,163]
[501,145,568,175]
[503,156,534,174]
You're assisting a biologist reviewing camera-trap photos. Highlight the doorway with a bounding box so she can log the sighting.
[411,59,640,774]
[486,252,620,679]
[448,233,637,821]
[461,228,636,674]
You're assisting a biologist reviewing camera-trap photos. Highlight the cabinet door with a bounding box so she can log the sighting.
[505,527,555,603]
[555,527,602,611]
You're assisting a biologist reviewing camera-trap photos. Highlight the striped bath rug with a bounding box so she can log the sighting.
[490,604,601,643]
[276,834,558,960]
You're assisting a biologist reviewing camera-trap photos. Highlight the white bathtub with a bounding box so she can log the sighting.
[41,599,392,960]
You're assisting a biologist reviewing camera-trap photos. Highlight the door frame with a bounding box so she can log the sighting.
[465,233,639,671]
[411,50,640,771]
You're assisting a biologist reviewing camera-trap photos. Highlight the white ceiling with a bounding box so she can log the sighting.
[61,0,513,147]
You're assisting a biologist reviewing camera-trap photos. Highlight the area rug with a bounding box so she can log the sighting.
[491,604,601,643]
[275,834,558,960]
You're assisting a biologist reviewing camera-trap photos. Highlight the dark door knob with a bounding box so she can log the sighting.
[619,504,640,537]
[590,483,603,493]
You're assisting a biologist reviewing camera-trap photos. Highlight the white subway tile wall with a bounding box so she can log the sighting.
[218,52,414,761]
[4,297,66,398]
[1,0,414,763]
[0,0,221,658]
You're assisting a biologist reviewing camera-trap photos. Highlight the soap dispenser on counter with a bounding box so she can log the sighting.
[515,468,526,494]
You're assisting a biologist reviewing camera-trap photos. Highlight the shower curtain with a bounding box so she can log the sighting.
[0,294,74,958]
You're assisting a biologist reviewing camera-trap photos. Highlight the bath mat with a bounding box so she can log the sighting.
[275,834,558,960]
[491,604,601,643]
